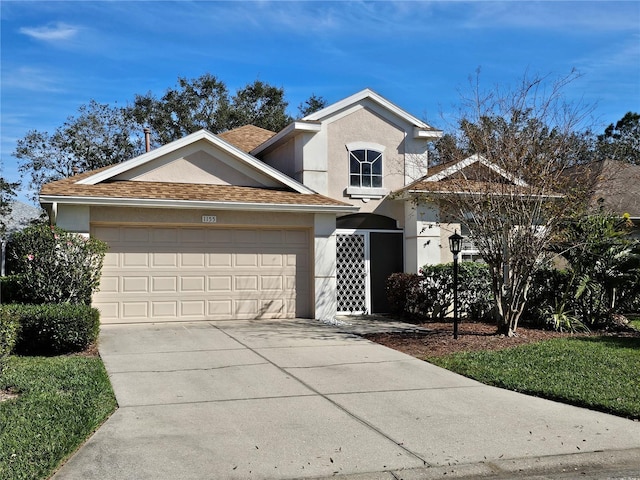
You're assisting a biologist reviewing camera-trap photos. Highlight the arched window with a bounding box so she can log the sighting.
[349,149,383,188]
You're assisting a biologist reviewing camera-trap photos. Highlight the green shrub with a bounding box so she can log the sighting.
[0,274,22,304]
[523,267,573,328]
[387,263,493,322]
[386,273,426,317]
[8,303,100,355]
[0,306,19,374]
[6,224,107,305]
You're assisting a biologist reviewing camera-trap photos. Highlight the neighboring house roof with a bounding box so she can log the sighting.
[570,159,640,219]
[397,154,553,197]
[2,201,42,236]
[39,129,357,214]
[217,125,277,153]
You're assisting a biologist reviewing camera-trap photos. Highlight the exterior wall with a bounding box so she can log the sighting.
[89,206,315,229]
[404,201,443,273]
[326,106,406,212]
[260,138,298,181]
[55,204,90,234]
[115,141,281,188]
[313,213,337,321]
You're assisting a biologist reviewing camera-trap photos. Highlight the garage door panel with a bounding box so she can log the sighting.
[122,252,149,268]
[152,253,178,267]
[151,228,178,243]
[181,301,206,316]
[234,230,258,243]
[99,276,119,293]
[122,228,149,242]
[236,253,258,267]
[181,276,205,292]
[152,302,177,317]
[152,276,177,292]
[208,300,232,316]
[208,276,232,292]
[181,228,207,243]
[209,252,232,267]
[122,276,149,293]
[261,253,284,267]
[181,253,206,267]
[260,275,283,291]
[122,302,148,318]
[206,229,233,243]
[92,225,311,323]
[235,276,258,291]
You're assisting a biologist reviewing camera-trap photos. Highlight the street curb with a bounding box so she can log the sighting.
[309,448,640,479]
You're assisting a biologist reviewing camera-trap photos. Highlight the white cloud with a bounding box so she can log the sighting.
[2,67,64,93]
[19,22,79,42]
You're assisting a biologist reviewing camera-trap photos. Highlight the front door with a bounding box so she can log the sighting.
[336,232,368,314]
[336,230,403,315]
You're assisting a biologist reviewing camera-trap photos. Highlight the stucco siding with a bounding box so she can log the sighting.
[90,206,315,229]
[326,107,406,211]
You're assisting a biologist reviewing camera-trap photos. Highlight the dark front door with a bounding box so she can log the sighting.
[370,232,403,313]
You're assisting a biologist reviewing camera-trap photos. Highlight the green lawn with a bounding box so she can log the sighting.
[0,355,117,480]
[427,336,640,420]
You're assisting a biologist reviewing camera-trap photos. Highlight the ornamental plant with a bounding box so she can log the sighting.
[6,224,108,305]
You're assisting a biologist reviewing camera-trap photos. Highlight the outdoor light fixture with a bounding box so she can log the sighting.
[448,230,463,339]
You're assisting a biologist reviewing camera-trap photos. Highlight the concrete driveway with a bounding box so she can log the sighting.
[53,319,640,479]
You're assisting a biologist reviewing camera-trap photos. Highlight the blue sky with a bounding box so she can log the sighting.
[2,1,639,203]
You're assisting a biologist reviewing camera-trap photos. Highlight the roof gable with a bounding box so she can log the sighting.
[424,154,529,187]
[77,129,314,194]
[302,88,441,137]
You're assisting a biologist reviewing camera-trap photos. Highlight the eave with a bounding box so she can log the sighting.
[39,194,360,214]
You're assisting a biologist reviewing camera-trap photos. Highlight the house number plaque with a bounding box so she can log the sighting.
[201,215,217,224]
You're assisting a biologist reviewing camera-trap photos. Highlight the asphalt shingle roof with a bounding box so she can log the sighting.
[40,172,350,208]
[217,125,277,153]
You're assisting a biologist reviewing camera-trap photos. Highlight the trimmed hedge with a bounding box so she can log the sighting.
[0,275,22,304]
[1,303,100,355]
[0,307,19,374]
[387,262,493,322]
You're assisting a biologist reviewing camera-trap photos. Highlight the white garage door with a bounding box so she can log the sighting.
[91,225,310,323]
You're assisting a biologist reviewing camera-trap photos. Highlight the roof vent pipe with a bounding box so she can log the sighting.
[144,127,151,152]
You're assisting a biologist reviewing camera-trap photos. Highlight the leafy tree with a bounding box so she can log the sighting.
[414,70,595,336]
[131,73,231,146]
[0,176,19,236]
[14,100,144,199]
[298,94,327,118]
[228,80,292,132]
[595,112,640,164]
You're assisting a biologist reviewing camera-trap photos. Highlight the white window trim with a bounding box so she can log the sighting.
[346,142,387,201]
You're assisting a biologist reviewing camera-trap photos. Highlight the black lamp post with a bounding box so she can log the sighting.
[448,230,463,340]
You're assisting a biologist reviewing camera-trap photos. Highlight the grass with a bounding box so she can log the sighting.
[628,315,640,330]
[427,336,640,420]
[0,355,117,480]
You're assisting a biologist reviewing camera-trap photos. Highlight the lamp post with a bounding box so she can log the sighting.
[448,230,463,340]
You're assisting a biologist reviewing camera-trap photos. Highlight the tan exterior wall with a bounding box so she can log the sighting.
[326,107,406,211]
[114,141,281,188]
[261,139,298,180]
[89,206,315,229]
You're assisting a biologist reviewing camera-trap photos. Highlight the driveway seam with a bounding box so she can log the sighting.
[212,322,432,468]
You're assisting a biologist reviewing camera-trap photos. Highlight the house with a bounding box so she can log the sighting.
[579,159,640,239]
[40,89,479,323]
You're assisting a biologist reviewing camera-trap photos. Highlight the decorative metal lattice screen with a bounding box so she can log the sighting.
[336,233,367,313]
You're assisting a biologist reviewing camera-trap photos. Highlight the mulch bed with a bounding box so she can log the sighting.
[364,321,638,358]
